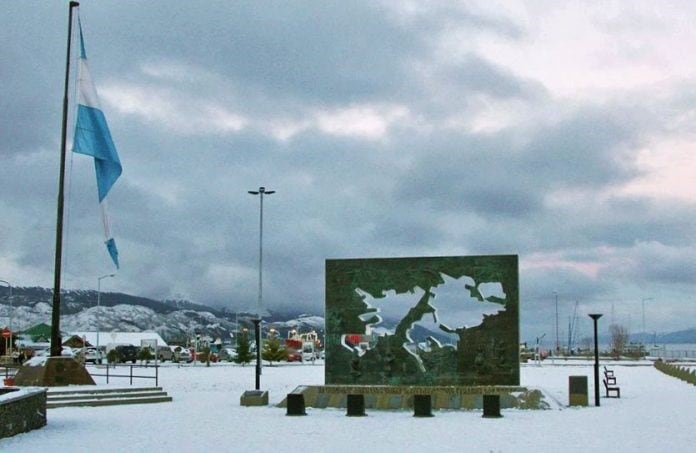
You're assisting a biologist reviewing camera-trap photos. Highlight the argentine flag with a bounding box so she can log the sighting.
[72,18,122,269]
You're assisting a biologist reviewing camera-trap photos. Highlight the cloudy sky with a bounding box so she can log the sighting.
[2,1,696,342]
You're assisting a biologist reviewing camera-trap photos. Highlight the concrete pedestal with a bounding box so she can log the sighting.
[240,390,268,406]
[569,375,589,407]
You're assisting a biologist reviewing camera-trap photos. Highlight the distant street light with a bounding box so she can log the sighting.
[554,291,559,354]
[96,273,115,363]
[641,297,653,340]
[535,333,546,366]
[248,186,275,389]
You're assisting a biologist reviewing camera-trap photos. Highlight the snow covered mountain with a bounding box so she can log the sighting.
[0,287,324,343]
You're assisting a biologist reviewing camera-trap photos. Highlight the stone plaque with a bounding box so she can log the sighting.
[325,255,519,386]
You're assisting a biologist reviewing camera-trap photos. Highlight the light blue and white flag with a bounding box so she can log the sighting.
[72,18,122,269]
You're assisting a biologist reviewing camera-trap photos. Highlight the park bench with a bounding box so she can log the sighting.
[603,366,616,385]
[603,378,620,398]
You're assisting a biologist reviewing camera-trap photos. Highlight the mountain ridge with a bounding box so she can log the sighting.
[0,286,324,343]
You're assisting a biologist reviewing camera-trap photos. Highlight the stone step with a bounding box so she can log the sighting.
[47,386,163,396]
[49,390,168,402]
[45,386,172,408]
[47,395,173,408]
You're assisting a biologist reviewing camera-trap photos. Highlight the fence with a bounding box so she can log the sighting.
[649,349,696,360]
[86,363,160,387]
[1,365,19,381]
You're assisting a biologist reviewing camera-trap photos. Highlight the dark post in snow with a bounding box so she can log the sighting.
[589,313,603,407]
[51,0,80,357]
[253,318,261,390]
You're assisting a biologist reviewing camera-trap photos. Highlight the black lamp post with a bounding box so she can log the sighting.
[589,313,603,406]
[248,186,274,392]
[252,318,261,390]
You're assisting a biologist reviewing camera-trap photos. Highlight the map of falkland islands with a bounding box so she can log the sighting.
[342,274,507,373]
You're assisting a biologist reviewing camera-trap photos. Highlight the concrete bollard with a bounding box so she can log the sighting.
[413,394,433,417]
[482,394,502,418]
[286,393,307,416]
[346,394,366,417]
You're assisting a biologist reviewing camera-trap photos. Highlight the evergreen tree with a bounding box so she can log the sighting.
[235,330,253,365]
[138,346,153,364]
[107,349,119,366]
[262,336,287,366]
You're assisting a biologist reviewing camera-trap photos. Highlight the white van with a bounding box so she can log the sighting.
[157,345,173,362]
[301,342,316,362]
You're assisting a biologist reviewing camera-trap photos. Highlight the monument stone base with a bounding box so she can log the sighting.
[13,356,95,387]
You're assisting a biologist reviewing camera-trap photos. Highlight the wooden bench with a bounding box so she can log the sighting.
[603,371,616,385]
[603,366,617,384]
[603,378,620,398]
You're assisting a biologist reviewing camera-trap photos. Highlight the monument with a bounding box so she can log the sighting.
[280,255,549,412]
[325,255,519,386]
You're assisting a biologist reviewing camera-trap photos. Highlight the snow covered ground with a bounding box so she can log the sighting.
[2,360,696,452]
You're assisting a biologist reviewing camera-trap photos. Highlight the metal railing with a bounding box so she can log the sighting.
[1,364,19,380]
[86,363,159,387]
[649,349,696,360]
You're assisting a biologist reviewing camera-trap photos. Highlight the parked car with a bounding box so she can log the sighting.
[217,347,238,362]
[171,346,192,363]
[157,346,173,362]
[114,345,138,363]
[287,351,302,362]
[74,347,100,363]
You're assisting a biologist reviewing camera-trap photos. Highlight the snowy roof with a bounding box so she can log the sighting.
[70,331,168,348]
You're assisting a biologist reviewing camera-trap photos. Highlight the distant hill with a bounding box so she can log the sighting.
[629,329,696,345]
[2,287,693,346]
[0,287,324,344]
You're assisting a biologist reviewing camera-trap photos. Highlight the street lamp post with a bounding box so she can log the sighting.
[589,313,603,407]
[96,274,115,363]
[0,280,11,355]
[554,291,559,355]
[535,333,546,366]
[248,186,274,389]
[641,297,653,341]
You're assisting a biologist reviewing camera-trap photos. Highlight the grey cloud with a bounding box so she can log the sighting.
[609,241,696,287]
[88,1,426,104]
[393,106,639,221]
[2,2,696,336]
[440,54,547,100]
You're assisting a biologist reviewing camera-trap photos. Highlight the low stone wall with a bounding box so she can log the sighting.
[277,385,551,410]
[0,387,47,439]
[654,361,696,386]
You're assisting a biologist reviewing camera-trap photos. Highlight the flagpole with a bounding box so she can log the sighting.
[51,1,80,357]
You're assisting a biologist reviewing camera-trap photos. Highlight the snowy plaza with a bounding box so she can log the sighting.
[2,360,696,452]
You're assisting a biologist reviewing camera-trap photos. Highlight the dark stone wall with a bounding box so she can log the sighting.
[0,388,47,439]
[326,255,520,386]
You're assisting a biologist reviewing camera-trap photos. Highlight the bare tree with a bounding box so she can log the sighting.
[580,336,593,357]
[609,324,629,359]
